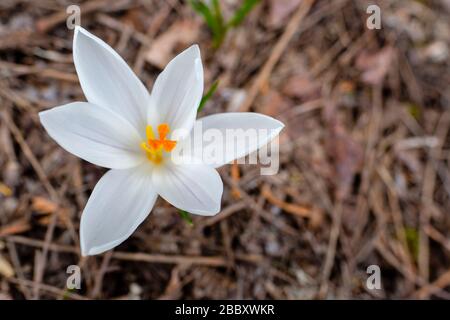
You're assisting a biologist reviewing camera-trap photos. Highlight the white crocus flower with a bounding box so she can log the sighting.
[39,26,284,256]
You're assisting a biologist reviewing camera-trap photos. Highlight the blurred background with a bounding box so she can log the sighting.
[0,0,449,299]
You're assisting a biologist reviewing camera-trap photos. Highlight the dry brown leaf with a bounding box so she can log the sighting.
[0,254,15,278]
[31,196,58,214]
[267,0,302,28]
[37,212,67,228]
[121,8,146,32]
[356,47,395,86]
[282,74,320,100]
[0,218,31,237]
[338,80,355,94]
[0,182,12,197]
[259,90,291,117]
[333,130,363,197]
[324,103,364,200]
[145,20,200,69]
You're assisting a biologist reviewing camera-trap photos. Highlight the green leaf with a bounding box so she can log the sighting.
[228,0,261,27]
[212,0,224,27]
[190,0,225,48]
[178,210,194,226]
[190,0,259,48]
[405,227,419,261]
[62,288,75,300]
[407,103,421,120]
[211,0,227,47]
[198,80,219,112]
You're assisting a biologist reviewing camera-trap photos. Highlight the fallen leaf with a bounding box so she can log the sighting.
[331,132,363,200]
[267,0,302,28]
[282,74,320,100]
[0,182,12,197]
[259,90,291,117]
[37,209,70,228]
[0,218,31,237]
[31,196,58,214]
[338,80,355,94]
[356,47,395,86]
[121,8,146,32]
[0,254,15,278]
[324,102,364,200]
[145,20,200,69]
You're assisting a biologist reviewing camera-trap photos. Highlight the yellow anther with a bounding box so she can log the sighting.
[140,142,152,153]
[140,123,177,164]
[145,125,155,140]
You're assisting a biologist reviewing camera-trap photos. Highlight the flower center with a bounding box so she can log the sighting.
[140,123,177,164]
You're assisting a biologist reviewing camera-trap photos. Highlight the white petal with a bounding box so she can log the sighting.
[39,102,144,169]
[149,45,203,138]
[152,162,222,216]
[179,112,284,167]
[73,26,151,132]
[80,165,157,256]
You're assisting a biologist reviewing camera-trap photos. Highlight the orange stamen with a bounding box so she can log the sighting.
[157,124,170,141]
[140,123,177,164]
[162,140,177,152]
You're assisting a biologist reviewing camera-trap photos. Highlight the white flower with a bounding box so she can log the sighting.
[39,26,284,256]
